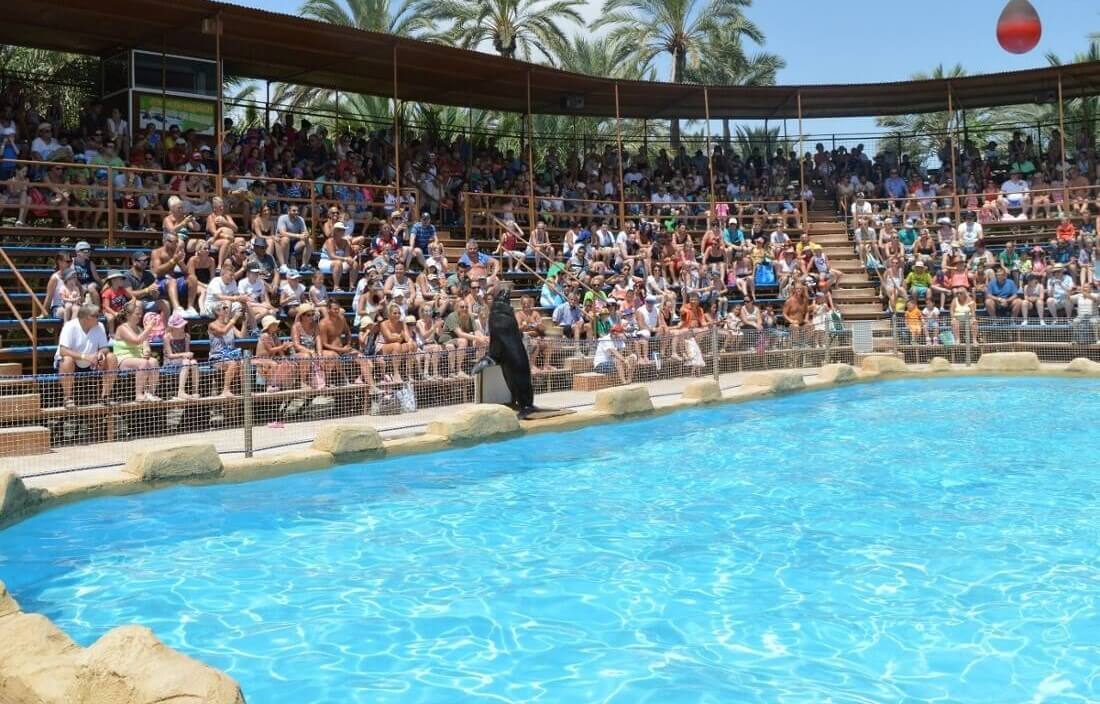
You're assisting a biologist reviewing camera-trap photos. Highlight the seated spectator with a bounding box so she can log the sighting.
[905,260,932,303]
[1020,274,1046,325]
[151,232,197,317]
[55,303,119,407]
[1047,264,1076,320]
[319,221,356,291]
[442,298,487,374]
[162,312,200,400]
[208,300,248,397]
[379,303,416,383]
[593,322,637,386]
[112,300,161,403]
[516,295,550,371]
[124,250,170,320]
[291,303,324,389]
[985,268,1021,320]
[275,204,312,271]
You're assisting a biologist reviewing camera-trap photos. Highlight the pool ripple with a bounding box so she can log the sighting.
[2,376,1100,703]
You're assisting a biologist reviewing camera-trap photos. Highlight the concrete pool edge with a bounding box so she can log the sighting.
[2,351,1099,703]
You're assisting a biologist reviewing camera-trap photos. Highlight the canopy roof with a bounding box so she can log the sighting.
[6,0,1100,120]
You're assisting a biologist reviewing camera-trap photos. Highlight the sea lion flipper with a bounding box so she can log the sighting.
[470,355,496,376]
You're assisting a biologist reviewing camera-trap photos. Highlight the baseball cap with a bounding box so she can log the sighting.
[167,313,188,328]
[74,241,91,252]
[287,269,301,279]
[333,221,346,231]
[251,238,267,248]
[105,269,125,282]
[645,295,659,304]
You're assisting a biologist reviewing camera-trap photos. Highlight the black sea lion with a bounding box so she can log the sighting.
[471,282,537,417]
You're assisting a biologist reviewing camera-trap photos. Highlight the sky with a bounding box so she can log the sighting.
[224,0,1097,138]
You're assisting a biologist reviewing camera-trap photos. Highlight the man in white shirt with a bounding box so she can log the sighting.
[56,304,118,407]
[999,171,1030,217]
[1046,264,1076,319]
[850,192,873,218]
[593,323,637,386]
[204,266,245,317]
[958,211,983,250]
[31,122,72,162]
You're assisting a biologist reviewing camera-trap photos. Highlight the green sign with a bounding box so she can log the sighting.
[136,94,216,136]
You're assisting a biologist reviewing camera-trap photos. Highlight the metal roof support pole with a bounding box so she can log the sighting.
[797,91,805,226]
[615,82,626,229]
[947,83,961,225]
[392,44,400,197]
[264,80,270,131]
[1057,71,1069,207]
[703,86,716,231]
[526,70,536,230]
[214,13,223,197]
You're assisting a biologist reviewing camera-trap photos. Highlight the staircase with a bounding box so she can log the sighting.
[805,196,895,351]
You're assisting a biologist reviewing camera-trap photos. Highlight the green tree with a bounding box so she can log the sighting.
[412,0,585,61]
[592,0,766,145]
[298,0,429,35]
[874,64,1001,162]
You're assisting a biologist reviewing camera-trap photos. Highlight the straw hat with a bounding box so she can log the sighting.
[261,315,280,331]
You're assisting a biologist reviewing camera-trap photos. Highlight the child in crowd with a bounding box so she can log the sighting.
[308,268,329,308]
[59,268,83,322]
[162,313,200,400]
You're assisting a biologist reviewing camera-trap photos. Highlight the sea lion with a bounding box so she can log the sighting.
[471,282,537,417]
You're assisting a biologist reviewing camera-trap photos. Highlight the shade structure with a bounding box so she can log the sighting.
[4,0,1100,120]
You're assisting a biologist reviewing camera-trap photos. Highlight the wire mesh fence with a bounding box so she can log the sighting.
[2,318,860,470]
[888,312,1100,366]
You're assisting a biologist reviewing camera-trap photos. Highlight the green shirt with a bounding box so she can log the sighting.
[905,271,932,288]
[583,290,608,306]
[999,250,1020,269]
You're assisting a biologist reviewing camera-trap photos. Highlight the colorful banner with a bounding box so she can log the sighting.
[135,93,216,136]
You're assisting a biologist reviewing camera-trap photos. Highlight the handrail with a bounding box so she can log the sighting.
[0,247,45,375]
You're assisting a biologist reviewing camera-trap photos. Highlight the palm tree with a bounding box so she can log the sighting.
[1032,41,1100,156]
[412,0,585,62]
[592,0,766,145]
[875,64,1000,161]
[683,26,785,145]
[298,0,429,35]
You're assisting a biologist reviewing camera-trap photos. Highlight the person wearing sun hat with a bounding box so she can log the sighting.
[254,314,296,392]
[162,312,200,400]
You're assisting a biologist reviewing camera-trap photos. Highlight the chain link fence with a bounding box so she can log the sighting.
[3,318,859,472]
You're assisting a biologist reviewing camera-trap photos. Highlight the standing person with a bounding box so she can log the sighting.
[112,301,161,403]
[783,282,811,346]
[408,211,437,270]
[593,323,637,386]
[950,290,979,345]
[55,304,119,408]
[162,312,200,400]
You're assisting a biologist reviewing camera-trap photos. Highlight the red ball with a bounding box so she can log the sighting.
[996,0,1042,54]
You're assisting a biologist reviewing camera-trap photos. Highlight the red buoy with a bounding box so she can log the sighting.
[996,0,1042,54]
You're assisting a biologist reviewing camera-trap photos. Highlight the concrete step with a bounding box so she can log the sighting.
[0,426,50,457]
[838,304,888,318]
[0,362,23,377]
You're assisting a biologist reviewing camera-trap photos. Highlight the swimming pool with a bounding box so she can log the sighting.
[2,376,1099,702]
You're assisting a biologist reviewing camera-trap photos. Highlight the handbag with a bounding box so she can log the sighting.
[754,263,776,286]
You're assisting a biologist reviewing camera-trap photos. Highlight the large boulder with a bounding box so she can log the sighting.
[68,626,244,704]
[860,355,909,375]
[976,351,1040,372]
[681,379,722,403]
[426,405,521,442]
[816,363,857,384]
[0,612,82,704]
[1065,357,1100,375]
[928,357,952,373]
[0,471,40,523]
[741,371,806,392]
[592,384,654,416]
[123,443,222,482]
[311,425,383,456]
[222,448,334,479]
[0,580,18,619]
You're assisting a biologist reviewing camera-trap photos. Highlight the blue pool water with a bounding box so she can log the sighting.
[2,377,1100,703]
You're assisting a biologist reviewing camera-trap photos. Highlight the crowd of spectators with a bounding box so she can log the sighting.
[832,128,1100,346]
[5,85,1100,403]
